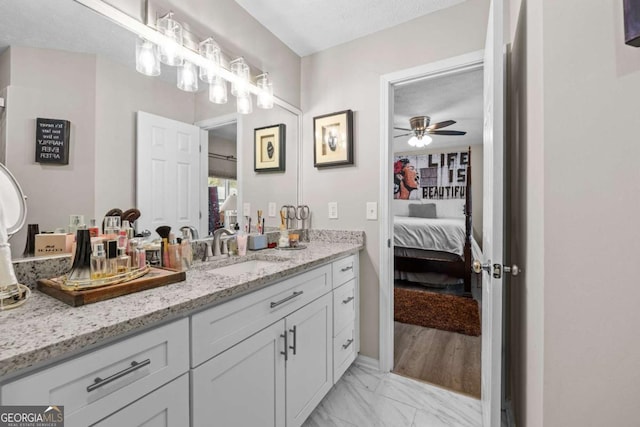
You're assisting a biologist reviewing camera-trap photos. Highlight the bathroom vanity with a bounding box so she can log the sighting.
[0,238,362,427]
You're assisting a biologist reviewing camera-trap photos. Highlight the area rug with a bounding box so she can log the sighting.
[394,287,481,336]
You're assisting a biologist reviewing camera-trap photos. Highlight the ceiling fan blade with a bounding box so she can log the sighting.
[427,120,456,130]
[393,133,413,138]
[428,130,467,136]
[394,127,412,131]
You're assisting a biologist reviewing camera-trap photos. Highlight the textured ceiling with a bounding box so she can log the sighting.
[233,0,467,56]
[393,67,483,153]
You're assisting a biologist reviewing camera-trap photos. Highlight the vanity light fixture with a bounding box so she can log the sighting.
[135,37,160,76]
[177,60,199,92]
[74,0,275,112]
[156,12,183,66]
[256,73,274,109]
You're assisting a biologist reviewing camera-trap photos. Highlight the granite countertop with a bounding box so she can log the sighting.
[0,236,363,379]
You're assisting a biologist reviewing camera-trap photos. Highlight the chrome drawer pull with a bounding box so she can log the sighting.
[340,265,353,272]
[342,339,354,350]
[270,291,304,308]
[280,332,288,361]
[342,296,355,304]
[289,325,297,355]
[87,359,151,392]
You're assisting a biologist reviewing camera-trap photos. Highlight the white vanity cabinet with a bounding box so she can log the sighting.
[0,318,190,427]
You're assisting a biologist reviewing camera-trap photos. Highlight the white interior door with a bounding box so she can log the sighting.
[137,111,205,237]
[481,0,505,426]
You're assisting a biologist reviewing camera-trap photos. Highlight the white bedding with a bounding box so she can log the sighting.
[393,215,481,259]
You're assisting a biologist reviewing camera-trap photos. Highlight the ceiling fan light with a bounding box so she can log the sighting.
[420,135,433,147]
[408,136,418,147]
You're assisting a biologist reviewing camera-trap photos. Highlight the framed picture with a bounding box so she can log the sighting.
[254,124,285,172]
[313,110,354,168]
[624,0,640,47]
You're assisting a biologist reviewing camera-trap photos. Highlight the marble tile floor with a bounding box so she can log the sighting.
[303,363,483,427]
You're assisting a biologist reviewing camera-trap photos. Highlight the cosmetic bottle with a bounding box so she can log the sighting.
[69,214,85,235]
[88,219,100,238]
[136,244,147,269]
[167,234,181,270]
[106,240,118,277]
[90,243,107,280]
[180,229,193,270]
[118,230,128,251]
[116,247,131,274]
[122,220,134,240]
[104,216,121,239]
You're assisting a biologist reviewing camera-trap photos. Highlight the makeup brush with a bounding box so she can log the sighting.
[155,226,171,240]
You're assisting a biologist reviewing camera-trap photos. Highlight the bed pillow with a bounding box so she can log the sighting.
[408,203,437,218]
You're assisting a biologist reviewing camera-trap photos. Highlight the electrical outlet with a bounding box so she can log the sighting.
[268,202,276,217]
[243,202,251,217]
[328,202,338,219]
[366,202,377,220]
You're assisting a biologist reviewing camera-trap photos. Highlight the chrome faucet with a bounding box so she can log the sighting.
[212,228,235,257]
[180,225,199,240]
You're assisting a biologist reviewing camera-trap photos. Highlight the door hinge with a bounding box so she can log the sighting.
[199,144,202,153]
[387,239,391,248]
[493,264,502,279]
[199,211,202,219]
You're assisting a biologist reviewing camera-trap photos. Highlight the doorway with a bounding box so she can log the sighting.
[378,50,486,382]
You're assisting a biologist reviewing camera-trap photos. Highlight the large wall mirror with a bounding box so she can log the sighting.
[0,0,301,257]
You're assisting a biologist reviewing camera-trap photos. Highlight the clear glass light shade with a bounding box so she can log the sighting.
[408,135,432,148]
[236,92,253,114]
[230,58,250,97]
[209,76,228,104]
[199,38,221,83]
[256,73,274,109]
[135,38,160,76]
[177,61,198,92]
[156,12,184,66]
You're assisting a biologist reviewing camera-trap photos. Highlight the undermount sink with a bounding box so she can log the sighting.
[208,260,280,276]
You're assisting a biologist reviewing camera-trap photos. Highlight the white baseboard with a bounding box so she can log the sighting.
[355,355,380,372]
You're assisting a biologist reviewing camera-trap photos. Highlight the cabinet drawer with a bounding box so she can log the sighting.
[333,279,356,335]
[333,322,356,384]
[332,255,356,288]
[93,374,189,427]
[191,264,331,367]
[1,318,189,427]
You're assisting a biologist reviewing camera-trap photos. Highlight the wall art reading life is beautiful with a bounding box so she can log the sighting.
[394,151,469,200]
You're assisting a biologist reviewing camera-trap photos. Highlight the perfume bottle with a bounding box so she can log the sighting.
[180,229,193,269]
[88,219,100,238]
[106,240,118,277]
[116,247,131,274]
[90,243,107,280]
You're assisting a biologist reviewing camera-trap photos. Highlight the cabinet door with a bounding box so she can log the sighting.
[92,374,189,427]
[191,320,286,427]
[285,293,333,427]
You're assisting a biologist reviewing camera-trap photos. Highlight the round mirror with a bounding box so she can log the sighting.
[0,163,27,238]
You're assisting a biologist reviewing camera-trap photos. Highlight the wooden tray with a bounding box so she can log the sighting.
[37,267,186,307]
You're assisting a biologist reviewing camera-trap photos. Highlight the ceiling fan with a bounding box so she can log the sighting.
[394,116,466,147]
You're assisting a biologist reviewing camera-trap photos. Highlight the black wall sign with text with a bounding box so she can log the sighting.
[35,118,70,165]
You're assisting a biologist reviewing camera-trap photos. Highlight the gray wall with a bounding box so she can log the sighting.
[208,134,236,179]
[301,0,490,359]
[510,0,640,425]
[4,47,97,256]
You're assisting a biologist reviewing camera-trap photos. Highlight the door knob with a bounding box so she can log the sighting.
[472,260,491,274]
[504,265,520,276]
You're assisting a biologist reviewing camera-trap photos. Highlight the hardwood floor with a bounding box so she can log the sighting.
[393,321,481,398]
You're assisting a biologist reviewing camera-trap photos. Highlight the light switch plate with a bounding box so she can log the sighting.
[243,202,251,217]
[328,202,338,219]
[366,202,377,220]
[268,202,276,217]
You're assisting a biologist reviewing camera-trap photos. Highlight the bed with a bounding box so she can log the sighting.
[393,147,478,296]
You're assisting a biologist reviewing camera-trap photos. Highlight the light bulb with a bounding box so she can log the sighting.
[408,136,418,147]
[209,76,228,104]
[135,38,160,76]
[178,61,198,92]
